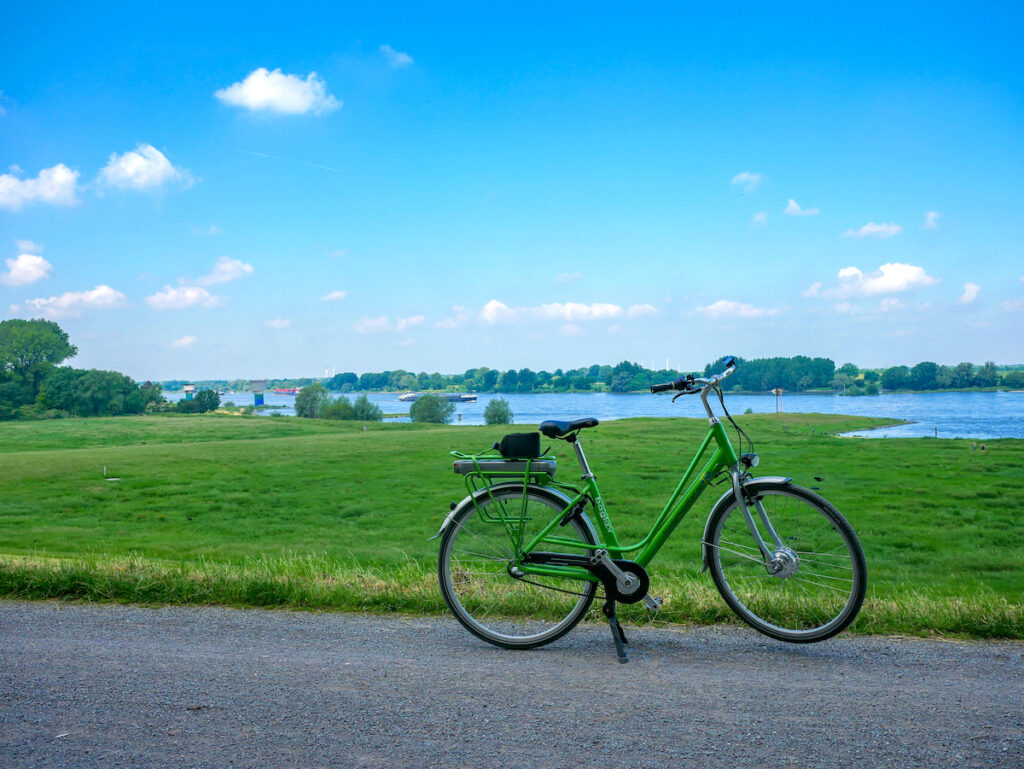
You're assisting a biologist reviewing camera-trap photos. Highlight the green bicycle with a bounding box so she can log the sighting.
[435,357,867,662]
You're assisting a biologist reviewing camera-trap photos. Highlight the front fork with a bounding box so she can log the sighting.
[730,468,788,570]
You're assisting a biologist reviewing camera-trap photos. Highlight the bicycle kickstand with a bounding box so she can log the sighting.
[602,599,629,664]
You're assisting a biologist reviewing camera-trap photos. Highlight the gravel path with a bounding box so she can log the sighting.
[1,601,1021,768]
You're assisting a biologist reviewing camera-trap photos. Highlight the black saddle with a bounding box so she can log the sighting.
[539,417,599,438]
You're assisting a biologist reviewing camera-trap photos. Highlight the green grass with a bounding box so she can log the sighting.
[1,412,1022,638]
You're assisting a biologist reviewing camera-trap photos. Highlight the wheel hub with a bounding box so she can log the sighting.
[766,547,799,579]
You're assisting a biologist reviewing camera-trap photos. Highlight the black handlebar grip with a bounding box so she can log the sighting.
[651,382,674,393]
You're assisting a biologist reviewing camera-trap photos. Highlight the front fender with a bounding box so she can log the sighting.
[429,483,598,545]
[700,476,792,572]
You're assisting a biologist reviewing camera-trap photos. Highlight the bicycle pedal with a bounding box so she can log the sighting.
[643,595,663,612]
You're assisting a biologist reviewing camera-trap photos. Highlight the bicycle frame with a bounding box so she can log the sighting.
[514,417,740,583]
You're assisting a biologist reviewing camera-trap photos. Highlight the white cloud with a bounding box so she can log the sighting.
[264,317,291,329]
[536,302,622,322]
[99,144,192,191]
[171,335,197,348]
[879,298,903,312]
[380,45,414,68]
[215,68,340,115]
[440,299,656,327]
[556,271,583,283]
[354,315,390,334]
[353,314,425,333]
[15,239,43,253]
[802,282,822,298]
[192,225,221,236]
[923,211,941,230]
[0,164,79,211]
[560,324,583,337]
[843,221,902,239]
[196,256,253,286]
[435,305,473,329]
[1001,299,1024,312]
[2,253,52,286]
[626,304,657,318]
[395,314,425,331]
[23,285,127,318]
[958,282,980,304]
[751,211,768,227]
[815,263,939,298]
[320,290,348,302]
[783,199,819,217]
[146,285,223,310]
[731,171,762,193]
[697,299,781,319]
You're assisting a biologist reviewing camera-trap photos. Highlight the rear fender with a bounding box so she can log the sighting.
[700,476,792,572]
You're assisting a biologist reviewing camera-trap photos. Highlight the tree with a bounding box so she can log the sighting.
[516,368,537,393]
[0,319,78,400]
[862,370,880,383]
[1001,371,1024,389]
[838,363,859,378]
[950,362,975,389]
[409,394,455,423]
[881,365,912,390]
[974,361,999,388]
[496,370,518,392]
[194,389,220,413]
[484,397,513,425]
[910,361,939,390]
[295,382,331,418]
[352,393,383,421]
[832,373,852,390]
[40,368,145,417]
[325,372,358,390]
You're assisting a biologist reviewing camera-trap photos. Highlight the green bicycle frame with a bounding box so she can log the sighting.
[515,419,740,583]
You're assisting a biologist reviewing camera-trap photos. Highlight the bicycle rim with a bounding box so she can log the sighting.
[438,487,598,649]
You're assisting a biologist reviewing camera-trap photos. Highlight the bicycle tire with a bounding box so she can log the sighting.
[438,484,599,649]
[705,481,867,643]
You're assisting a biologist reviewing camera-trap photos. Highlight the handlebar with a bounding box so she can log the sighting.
[650,356,736,395]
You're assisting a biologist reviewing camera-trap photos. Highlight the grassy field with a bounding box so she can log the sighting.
[1,412,1021,638]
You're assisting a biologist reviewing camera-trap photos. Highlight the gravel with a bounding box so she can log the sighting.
[1,601,1021,768]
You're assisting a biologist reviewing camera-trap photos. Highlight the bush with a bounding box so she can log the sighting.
[484,397,513,425]
[322,396,356,421]
[353,394,383,421]
[409,394,455,424]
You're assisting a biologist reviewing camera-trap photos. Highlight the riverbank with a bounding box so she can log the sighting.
[1,413,1021,637]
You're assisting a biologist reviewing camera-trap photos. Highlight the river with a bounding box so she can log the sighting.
[167,389,1024,440]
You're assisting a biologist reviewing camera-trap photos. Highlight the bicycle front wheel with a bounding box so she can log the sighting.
[438,485,599,649]
[705,481,866,642]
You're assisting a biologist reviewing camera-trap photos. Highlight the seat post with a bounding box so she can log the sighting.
[567,434,594,479]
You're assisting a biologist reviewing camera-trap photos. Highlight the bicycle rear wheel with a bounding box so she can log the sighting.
[438,485,599,649]
[705,481,866,642]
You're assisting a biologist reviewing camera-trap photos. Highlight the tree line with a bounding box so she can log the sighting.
[0,319,220,420]
[165,356,1022,397]
[305,356,1017,395]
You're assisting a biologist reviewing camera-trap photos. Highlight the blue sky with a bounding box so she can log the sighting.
[2,2,1022,380]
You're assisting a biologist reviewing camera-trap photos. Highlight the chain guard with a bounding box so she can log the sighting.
[521,551,650,604]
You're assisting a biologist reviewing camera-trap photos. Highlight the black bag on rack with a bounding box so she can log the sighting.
[493,432,541,459]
